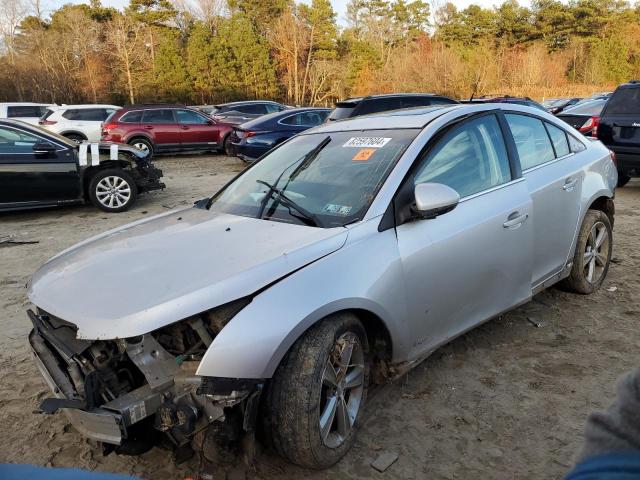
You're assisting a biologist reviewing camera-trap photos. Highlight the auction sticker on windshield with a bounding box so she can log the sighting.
[343,137,391,148]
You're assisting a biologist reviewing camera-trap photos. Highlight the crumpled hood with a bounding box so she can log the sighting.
[28,208,348,339]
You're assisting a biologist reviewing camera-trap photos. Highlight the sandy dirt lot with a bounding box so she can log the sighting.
[1,153,639,480]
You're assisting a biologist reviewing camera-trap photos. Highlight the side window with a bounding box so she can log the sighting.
[176,109,209,124]
[6,105,43,118]
[237,104,267,114]
[62,109,81,120]
[545,123,570,157]
[401,97,432,108]
[505,114,555,170]
[265,104,282,114]
[142,109,175,123]
[568,134,586,152]
[414,114,512,198]
[281,112,327,126]
[0,126,42,153]
[357,98,402,116]
[120,111,143,123]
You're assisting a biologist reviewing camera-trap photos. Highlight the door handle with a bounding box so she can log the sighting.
[181,125,190,130]
[503,212,528,229]
[144,125,154,130]
[563,178,577,191]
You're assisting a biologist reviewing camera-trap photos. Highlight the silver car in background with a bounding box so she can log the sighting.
[27,104,616,467]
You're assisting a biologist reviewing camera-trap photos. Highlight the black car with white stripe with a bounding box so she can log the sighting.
[0,119,164,213]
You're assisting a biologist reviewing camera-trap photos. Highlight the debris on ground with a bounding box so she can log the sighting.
[371,451,399,472]
[527,316,542,328]
[606,286,618,292]
[0,235,39,248]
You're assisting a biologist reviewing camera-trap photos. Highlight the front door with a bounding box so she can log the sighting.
[175,109,218,150]
[394,114,533,359]
[504,113,584,286]
[0,125,81,206]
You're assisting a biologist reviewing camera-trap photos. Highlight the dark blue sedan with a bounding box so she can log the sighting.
[229,107,330,162]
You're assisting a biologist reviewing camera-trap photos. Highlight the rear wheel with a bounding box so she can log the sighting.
[128,138,154,157]
[88,168,138,213]
[561,209,612,294]
[262,313,369,468]
[222,134,233,156]
[617,172,631,188]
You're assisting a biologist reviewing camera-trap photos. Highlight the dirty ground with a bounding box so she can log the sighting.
[1,154,638,479]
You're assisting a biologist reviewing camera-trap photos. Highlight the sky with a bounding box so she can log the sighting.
[41,0,532,25]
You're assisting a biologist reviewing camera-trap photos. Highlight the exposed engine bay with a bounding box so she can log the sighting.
[28,298,260,458]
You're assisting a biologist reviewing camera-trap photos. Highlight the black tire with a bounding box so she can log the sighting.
[64,133,86,143]
[262,313,369,468]
[561,209,612,294]
[128,137,154,157]
[617,172,631,188]
[222,134,233,156]
[88,168,138,213]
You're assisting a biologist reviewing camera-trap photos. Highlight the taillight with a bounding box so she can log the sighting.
[102,123,117,132]
[39,120,56,125]
[237,130,256,139]
[609,150,617,166]
[579,116,600,135]
[244,131,256,138]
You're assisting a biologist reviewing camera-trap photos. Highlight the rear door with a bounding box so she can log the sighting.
[598,86,640,156]
[175,109,218,150]
[141,109,179,150]
[0,124,81,206]
[504,113,584,287]
[395,113,533,354]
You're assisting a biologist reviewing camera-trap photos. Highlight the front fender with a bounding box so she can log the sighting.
[196,220,410,379]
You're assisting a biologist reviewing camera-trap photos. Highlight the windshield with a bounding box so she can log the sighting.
[327,104,358,121]
[209,129,419,227]
[562,99,605,116]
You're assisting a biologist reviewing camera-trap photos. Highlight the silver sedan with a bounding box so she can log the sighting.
[27,104,617,467]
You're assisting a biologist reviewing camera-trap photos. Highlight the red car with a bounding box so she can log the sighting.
[101,105,235,156]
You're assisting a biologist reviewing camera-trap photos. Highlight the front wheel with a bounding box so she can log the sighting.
[561,209,612,294]
[88,169,138,212]
[262,313,369,468]
[64,133,86,143]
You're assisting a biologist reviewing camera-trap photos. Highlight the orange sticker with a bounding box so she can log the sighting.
[352,148,376,161]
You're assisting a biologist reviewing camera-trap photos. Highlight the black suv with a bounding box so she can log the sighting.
[0,119,164,213]
[327,93,458,121]
[596,81,640,187]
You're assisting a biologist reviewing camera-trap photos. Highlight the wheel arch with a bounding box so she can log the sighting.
[82,160,133,197]
[60,130,87,140]
[587,195,615,228]
[125,133,154,145]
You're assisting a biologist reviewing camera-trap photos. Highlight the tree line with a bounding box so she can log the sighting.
[1,0,639,106]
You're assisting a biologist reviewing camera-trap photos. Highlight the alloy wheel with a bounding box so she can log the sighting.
[96,176,132,209]
[133,142,149,153]
[319,331,365,449]
[583,220,610,284]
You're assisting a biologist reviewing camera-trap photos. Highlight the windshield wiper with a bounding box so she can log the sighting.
[256,180,321,227]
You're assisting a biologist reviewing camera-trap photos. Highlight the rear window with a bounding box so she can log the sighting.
[120,110,143,123]
[62,108,114,121]
[7,105,47,118]
[604,87,640,115]
[280,111,329,126]
[235,104,267,114]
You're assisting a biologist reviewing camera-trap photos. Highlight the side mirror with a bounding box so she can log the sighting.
[413,183,460,219]
[33,141,57,154]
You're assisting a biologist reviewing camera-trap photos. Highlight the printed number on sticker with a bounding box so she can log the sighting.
[343,137,391,148]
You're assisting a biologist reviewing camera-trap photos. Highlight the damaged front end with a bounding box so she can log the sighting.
[28,299,261,457]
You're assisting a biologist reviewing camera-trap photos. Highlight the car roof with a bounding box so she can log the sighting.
[338,93,448,104]
[216,100,281,107]
[0,102,52,106]
[50,104,121,110]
